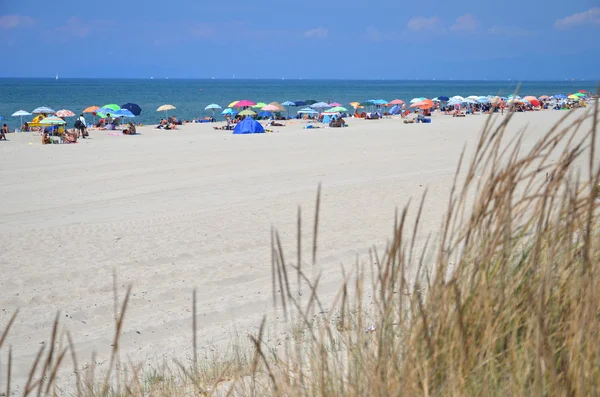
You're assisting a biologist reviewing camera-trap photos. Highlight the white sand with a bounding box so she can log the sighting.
[0,109,596,391]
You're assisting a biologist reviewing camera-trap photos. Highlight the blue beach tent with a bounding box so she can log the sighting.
[233,117,265,134]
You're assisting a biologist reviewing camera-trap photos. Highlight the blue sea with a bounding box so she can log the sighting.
[0,78,595,130]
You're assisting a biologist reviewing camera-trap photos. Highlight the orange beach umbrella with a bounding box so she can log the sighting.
[83,106,100,113]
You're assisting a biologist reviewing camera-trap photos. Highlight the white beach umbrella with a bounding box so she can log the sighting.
[11,110,32,127]
[450,96,465,102]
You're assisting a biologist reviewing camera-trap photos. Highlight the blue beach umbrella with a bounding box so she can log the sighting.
[205,103,222,117]
[258,111,273,118]
[438,96,449,102]
[121,103,142,116]
[553,94,567,99]
[114,109,136,117]
[221,108,237,116]
[294,101,306,107]
[32,106,55,114]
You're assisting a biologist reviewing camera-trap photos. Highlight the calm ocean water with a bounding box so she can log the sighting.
[0,78,595,130]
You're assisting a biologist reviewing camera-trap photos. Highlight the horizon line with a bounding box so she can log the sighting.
[0,77,598,83]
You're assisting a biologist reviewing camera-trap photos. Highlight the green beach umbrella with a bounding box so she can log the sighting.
[238,109,257,117]
[328,106,347,112]
[253,102,267,109]
[39,116,66,125]
[305,99,317,105]
[101,104,120,111]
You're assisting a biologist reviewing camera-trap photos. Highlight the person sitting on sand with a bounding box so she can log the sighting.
[63,130,78,143]
[123,122,137,135]
[0,124,8,140]
[21,121,29,132]
[41,131,51,144]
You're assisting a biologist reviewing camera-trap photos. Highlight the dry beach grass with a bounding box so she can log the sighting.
[1,102,600,396]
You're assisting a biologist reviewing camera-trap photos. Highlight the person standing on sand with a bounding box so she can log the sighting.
[0,124,8,140]
[77,113,87,138]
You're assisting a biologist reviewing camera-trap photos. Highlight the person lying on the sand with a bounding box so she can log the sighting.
[267,119,285,127]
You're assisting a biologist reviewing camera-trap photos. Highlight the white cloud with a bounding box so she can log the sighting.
[304,27,328,38]
[0,15,35,29]
[450,14,480,32]
[406,16,442,32]
[554,7,600,29]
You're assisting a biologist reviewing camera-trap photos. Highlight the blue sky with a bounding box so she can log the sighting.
[1,0,599,80]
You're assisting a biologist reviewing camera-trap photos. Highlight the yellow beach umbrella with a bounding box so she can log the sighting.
[228,100,240,108]
[157,104,176,117]
[568,94,579,100]
[350,102,361,108]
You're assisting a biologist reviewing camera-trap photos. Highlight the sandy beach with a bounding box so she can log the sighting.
[0,109,596,391]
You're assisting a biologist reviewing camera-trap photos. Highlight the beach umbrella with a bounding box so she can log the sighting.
[228,100,240,108]
[328,102,343,107]
[578,90,587,94]
[204,103,222,117]
[39,116,66,125]
[373,99,388,105]
[55,109,76,117]
[294,100,306,107]
[32,106,55,114]
[310,102,330,109]
[261,104,280,112]
[114,109,136,117]
[235,100,256,108]
[466,95,479,101]
[304,99,317,105]
[11,110,31,126]
[437,96,449,102]
[297,108,318,114]
[282,101,295,106]
[573,92,587,98]
[410,99,434,109]
[450,96,465,102]
[83,106,100,113]
[523,96,538,102]
[253,102,267,109]
[539,95,550,100]
[268,102,286,112]
[157,104,176,117]
[477,97,491,103]
[258,111,273,118]
[389,99,405,105]
[568,94,579,100]
[349,101,361,108]
[96,107,119,118]
[102,104,121,111]
[238,109,257,117]
[553,94,567,99]
[221,108,237,116]
[328,106,347,112]
[409,97,425,104]
[121,103,142,116]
